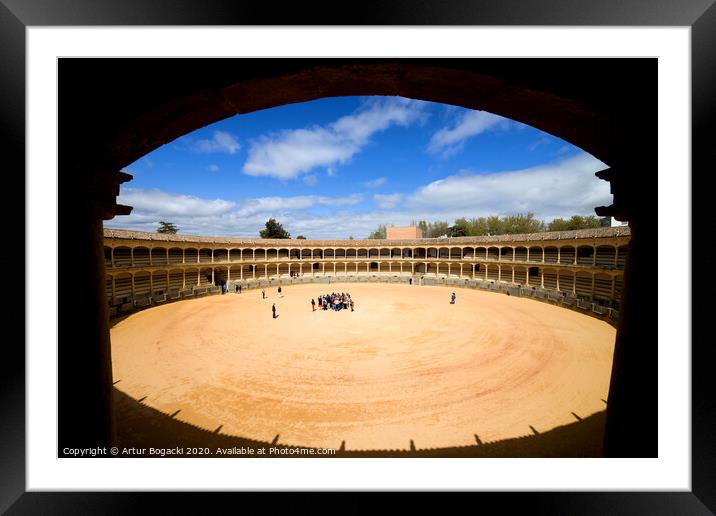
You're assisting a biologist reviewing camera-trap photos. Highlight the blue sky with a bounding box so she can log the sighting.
[108,96,611,239]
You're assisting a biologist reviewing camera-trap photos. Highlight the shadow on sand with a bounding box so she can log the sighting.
[114,388,606,457]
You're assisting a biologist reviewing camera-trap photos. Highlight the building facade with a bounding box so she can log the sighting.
[386,225,423,240]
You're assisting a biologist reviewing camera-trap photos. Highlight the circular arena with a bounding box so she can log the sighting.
[111,282,615,451]
[107,226,627,453]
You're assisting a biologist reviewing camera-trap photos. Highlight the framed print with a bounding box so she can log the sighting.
[3,0,712,513]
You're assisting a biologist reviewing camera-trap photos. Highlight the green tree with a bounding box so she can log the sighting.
[259,218,291,239]
[367,224,387,239]
[547,214,602,231]
[450,217,473,237]
[417,220,429,237]
[427,221,450,238]
[465,216,503,236]
[157,221,178,234]
[296,235,306,239]
[500,213,545,234]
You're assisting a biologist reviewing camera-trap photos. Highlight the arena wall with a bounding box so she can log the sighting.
[104,226,630,324]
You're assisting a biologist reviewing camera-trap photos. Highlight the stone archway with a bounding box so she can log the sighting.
[59,58,656,457]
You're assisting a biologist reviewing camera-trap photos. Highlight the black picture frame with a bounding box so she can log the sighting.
[3,0,711,513]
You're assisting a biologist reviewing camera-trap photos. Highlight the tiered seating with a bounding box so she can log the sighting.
[513,266,527,284]
[576,246,594,266]
[558,270,574,293]
[542,269,558,290]
[595,246,616,268]
[528,246,542,262]
[559,246,575,264]
[575,271,592,297]
[543,246,558,263]
[593,273,613,300]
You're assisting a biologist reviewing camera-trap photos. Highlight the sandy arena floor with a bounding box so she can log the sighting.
[110,283,616,451]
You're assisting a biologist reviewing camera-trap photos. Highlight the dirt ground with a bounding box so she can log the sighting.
[110,283,615,451]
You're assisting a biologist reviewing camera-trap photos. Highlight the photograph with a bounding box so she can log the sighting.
[60,58,652,459]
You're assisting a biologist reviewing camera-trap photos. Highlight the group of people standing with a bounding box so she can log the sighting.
[312,292,354,312]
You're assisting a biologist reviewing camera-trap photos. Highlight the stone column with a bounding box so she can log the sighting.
[611,275,616,298]
[58,201,118,452]
[572,272,576,294]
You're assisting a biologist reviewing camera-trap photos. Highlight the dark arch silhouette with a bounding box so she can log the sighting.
[58,58,656,457]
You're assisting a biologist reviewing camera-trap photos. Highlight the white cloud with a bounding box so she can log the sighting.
[374,193,402,209]
[207,164,220,172]
[527,136,551,152]
[363,177,387,188]
[302,174,318,186]
[407,153,611,221]
[428,110,510,158]
[117,188,235,217]
[195,130,241,154]
[109,188,366,237]
[326,167,335,177]
[319,194,364,207]
[243,97,427,180]
[234,194,363,217]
